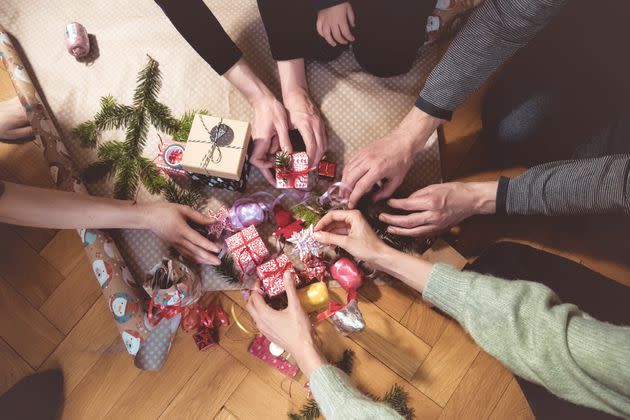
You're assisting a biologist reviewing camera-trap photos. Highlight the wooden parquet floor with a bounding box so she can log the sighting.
[2,60,630,420]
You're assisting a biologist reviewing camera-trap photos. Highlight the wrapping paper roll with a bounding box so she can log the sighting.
[0,27,170,369]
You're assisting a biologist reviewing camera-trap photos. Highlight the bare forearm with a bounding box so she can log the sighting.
[223,58,274,105]
[278,58,309,97]
[373,246,433,293]
[0,181,147,230]
[397,107,443,153]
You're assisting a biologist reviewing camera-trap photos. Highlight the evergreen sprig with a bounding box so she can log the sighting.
[275,151,292,170]
[213,254,240,284]
[375,384,415,420]
[161,180,203,208]
[292,205,322,227]
[75,56,190,200]
[173,109,209,141]
[334,349,355,375]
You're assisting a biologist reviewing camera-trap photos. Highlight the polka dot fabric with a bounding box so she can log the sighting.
[1,0,441,291]
[134,315,181,371]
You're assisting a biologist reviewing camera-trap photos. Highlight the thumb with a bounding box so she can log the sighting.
[283,271,300,308]
[313,230,346,248]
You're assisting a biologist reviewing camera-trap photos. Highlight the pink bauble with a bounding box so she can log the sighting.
[330,257,363,290]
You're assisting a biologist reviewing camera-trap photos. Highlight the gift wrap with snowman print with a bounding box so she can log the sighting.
[182,114,251,183]
[0,28,177,369]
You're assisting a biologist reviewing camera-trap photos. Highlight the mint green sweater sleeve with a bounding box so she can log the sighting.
[424,263,630,418]
[309,365,403,420]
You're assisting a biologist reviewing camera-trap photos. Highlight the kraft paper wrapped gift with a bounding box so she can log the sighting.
[182,114,251,180]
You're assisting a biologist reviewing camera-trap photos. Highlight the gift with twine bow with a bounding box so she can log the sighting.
[275,151,311,189]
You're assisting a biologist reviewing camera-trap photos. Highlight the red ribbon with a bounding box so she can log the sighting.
[316,288,357,321]
[147,290,186,327]
[231,230,263,273]
[274,165,313,188]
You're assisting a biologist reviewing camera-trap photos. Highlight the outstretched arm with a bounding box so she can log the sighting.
[0,181,221,264]
[314,210,630,418]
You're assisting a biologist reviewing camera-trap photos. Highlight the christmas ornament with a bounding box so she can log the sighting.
[287,225,321,261]
[297,281,330,313]
[330,257,364,291]
[329,299,365,335]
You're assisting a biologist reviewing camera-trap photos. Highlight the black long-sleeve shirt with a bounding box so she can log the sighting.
[155,0,242,75]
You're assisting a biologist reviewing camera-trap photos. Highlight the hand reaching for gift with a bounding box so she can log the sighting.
[380,181,498,237]
[246,272,327,377]
[250,95,293,185]
[142,202,222,265]
[284,89,328,168]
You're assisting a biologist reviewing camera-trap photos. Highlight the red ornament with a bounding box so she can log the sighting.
[330,257,363,291]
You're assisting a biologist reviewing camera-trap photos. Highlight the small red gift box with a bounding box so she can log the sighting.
[256,254,296,297]
[225,225,269,275]
[193,328,219,351]
[318,160,337,179]
[276,152,309,189]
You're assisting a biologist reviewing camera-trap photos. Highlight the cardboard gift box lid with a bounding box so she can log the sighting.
[182,114,251,180]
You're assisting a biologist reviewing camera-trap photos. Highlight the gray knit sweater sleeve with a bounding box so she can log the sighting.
[502,155,630,216]
[416,0,567,120]
[424,264,630,418]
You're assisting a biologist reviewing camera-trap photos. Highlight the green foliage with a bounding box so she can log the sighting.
[275,151,292,170]
[292,205,322,227]
[161,180,203,208]
[173,109,209,141]
[213,254,240,284]
[74,55,198,201]
[288,350,355,420]
[376,384,415,420]
[73,120,98,148]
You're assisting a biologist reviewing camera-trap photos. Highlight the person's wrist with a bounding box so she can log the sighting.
[371,244,401,272]
[291,336,326,378]
[396,107,443,153]
[470,181,498,215]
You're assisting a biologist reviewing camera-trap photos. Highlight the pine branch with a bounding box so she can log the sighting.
[133,55,162,108]
[334,349,355,375]
[124,111,149,157]
[137,157,167,195]
[288,398,320,420]
[275,151,292,170]
[93,95,135,131]
[83,159,116,182]
[212,254,240,284]
[146,99,180,135]
[161,180,203,208]
[73,120,99,148]
[97,140,126,162]
[113,159,139,200]
[380,385,414,420]
[173,109,208,141]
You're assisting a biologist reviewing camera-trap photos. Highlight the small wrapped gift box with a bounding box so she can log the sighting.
[275,152,309,189]
[257,254,296,297]
[318,160,337,179]
[182,114,251,181]
[225,225,269,275]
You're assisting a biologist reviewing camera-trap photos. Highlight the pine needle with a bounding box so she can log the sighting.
[161,180,203,208]
[291,205,322,227]
[275,151,292,170]
[73,120,99,148]
[379,384,415,420]
[173,109,209,141]
[335,349,355,375]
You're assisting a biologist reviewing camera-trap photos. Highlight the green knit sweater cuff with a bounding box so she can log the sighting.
[423,263,469,323]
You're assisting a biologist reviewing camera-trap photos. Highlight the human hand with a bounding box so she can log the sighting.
[314,210,390,267]
[342,107,442,208]
[316,2,355,47]
[246,271,326,377]
[283,90,328,166]
[141,202,221,265]
[0,97,33,141]
[250,95,292,185]
[381,181,498,237]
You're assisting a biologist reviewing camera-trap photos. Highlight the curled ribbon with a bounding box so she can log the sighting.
[230,192,281,230]
[316,288,357,321]
[147,290,185,327]
[318,182,348,210]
